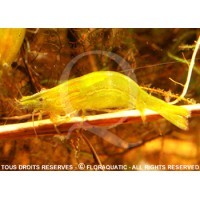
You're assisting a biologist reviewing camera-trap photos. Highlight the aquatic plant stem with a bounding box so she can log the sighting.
[170,36,200,104]
[0,104,200,140]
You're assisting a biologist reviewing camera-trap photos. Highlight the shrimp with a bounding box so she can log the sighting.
[19,71,190,130]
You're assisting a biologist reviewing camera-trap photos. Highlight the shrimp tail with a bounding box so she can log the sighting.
[157,103,190,130]
[137,90,191,130]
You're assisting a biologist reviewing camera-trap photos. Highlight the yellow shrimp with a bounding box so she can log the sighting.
[19,71,190,130]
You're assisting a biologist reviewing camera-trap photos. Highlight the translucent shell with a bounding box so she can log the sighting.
[19,71,190,130]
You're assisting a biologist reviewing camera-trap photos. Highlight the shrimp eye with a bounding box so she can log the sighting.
[39,97,44,102]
